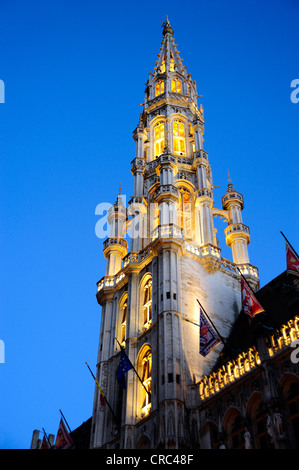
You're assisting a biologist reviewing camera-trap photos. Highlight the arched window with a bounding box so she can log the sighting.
[255,402,272,448]
[173,120,185,155]
[154,121,165,157]
[140,349,152,417]
[143,278,152,328]
[177,188,192,238]
[171,78,181,93]
[155,80,164,96]
[120,296,128,347]
[200,422,219,449]
[160,57,166,73]
[230,415,245,449]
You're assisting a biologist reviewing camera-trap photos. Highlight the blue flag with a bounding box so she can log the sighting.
[117,349,133,389]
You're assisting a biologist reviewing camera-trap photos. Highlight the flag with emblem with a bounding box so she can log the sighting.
[54,418,74,449]
[241,277,264,324]
[117,349,133,389]
[285,241,299,277]
[199,308,221,357]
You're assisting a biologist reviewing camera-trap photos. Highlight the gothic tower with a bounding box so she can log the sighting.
[90,19,259,449]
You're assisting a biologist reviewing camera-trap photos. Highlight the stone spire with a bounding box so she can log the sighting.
[153,17,186,76]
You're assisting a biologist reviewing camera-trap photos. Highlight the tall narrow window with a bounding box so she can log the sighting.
[173,120,185,155]
[143,279,152,328]
[177,189,192,238]
[160,57,166,73]
[155,80,164,96]
[255,402,272,448]
[140,349,152,417]
[171,78,181,93]
[154,121,165,157]
[120,297,127,347]
[170,54,175,72]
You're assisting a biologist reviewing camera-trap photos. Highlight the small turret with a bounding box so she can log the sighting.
[103,187,128,276]
[222,172,259,289]
[222,172,250,265]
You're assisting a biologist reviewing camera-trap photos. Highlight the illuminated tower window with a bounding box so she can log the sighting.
[154,121,165,157]
[173,120,185,155]
[120,297,127,347]
[160,57,166,73]
[143,279,152,328]
[177,189,192,238]
[140,349,152,417]
[171,78,181,93]
[170,54,175,72]
[155,80,165,97]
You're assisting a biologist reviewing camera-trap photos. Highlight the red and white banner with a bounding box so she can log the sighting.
[54,418,74,449]
[241,277,264,324]
[286,242,299,277]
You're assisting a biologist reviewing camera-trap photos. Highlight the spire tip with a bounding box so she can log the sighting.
[162,15,173,36]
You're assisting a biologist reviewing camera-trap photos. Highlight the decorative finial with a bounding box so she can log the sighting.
[162,15,173,36]
[227,170,235,192]
[115,182,124,206]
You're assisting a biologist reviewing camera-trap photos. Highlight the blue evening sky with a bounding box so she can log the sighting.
[0,0,298,449]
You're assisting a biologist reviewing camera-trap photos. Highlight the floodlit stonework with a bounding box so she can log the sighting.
[90,19,264,449]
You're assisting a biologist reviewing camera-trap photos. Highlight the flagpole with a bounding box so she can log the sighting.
[59,409,72,434]
[85,362,120,426]
[42,428,53,449]
[280,231,299,259]
[114,338,151,398]
[196,299,226,346]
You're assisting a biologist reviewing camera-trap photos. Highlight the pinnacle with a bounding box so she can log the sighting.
[152,18,185,76]
[114,183,124,206]
[162,15,173,36]
[227,170,235,192]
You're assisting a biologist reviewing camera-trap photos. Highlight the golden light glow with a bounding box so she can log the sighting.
[199,346,261,401]
[267,315,299,356]
[143,278,152,329]
[173,120,185,155]
[177,189,192,238]
[171,78,181,93]
[198,314,299,402]
[154,121,165,157]
[170,54,175,72]
[155,79,165,97]
[160,57,166,73]
[140,349,152,417]
[120,298,127,347]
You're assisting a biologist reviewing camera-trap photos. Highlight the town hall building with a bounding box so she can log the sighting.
[88,19,299,450]
[31,19,299,451]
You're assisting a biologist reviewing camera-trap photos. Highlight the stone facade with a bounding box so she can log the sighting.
[90,19,262,449]
[195,271,299,449]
